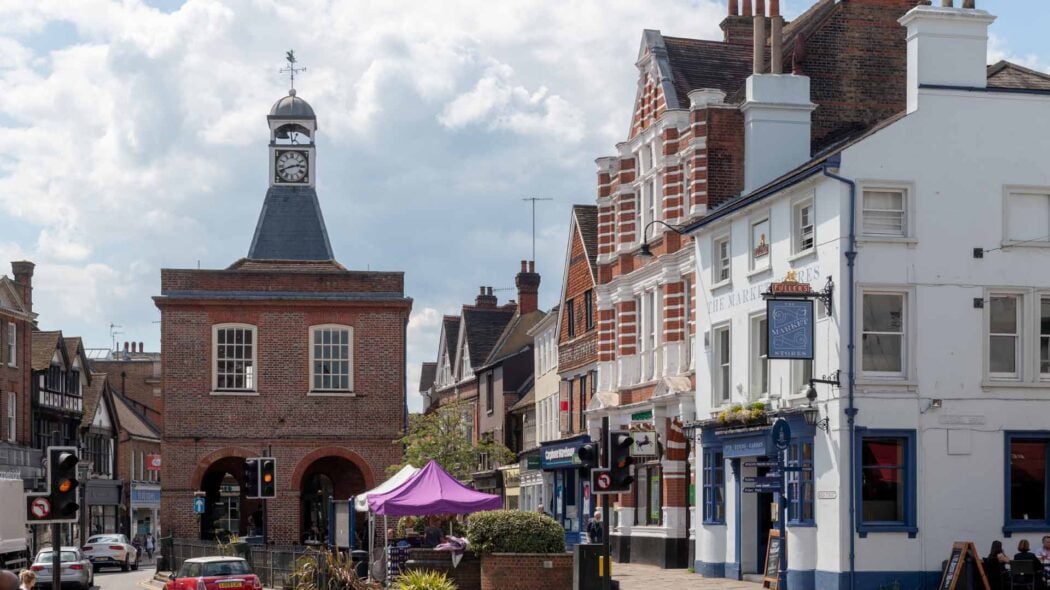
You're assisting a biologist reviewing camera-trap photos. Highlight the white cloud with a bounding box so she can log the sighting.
[989,33,1050,73]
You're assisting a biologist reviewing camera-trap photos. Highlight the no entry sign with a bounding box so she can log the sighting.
[591,468,616,495]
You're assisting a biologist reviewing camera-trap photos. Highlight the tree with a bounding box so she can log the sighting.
[391,400,516,481]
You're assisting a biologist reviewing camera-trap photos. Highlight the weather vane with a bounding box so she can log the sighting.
[279,50,306,92]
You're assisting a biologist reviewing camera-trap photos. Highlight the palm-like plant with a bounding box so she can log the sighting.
[391,569,457,590]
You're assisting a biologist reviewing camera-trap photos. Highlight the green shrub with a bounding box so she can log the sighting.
[392,569,457,590]
[466,510,565,554]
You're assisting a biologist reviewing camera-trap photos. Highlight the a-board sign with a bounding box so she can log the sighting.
[938,541,989,590]
[763,529,782,589]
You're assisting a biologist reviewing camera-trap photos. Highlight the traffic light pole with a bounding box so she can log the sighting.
[601,416,611,590]
[51,522,61,590]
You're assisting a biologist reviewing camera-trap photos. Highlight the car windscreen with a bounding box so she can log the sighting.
[36,552,78,563]
[88,536,123,544]
[202,561,251,577]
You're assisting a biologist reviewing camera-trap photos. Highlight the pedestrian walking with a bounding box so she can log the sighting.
[145,534,156,560]
[586,511,604,545]
[18,570,35,590]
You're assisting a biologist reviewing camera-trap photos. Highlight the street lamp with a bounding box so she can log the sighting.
[638,220,688,260]
[803,371,839,432]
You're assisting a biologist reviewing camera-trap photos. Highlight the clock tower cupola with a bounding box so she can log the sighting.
[268,89,316,187]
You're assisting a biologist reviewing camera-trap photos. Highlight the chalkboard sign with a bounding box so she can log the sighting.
[938,542,990,590]
[763,529,782,589]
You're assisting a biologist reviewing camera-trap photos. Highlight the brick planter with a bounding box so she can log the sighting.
[404,549,480,590]
[480,553,573,590]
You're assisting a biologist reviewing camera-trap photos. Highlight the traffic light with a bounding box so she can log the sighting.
[259,458,276,498]
[577,442,599,468]
[607,431,634,492]
[48,447,79,520]
[244,458,260,498]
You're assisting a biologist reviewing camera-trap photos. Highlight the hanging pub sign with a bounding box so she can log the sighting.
[766,299,815,360]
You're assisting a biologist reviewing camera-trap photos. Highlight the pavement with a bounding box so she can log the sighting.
[613,563,764,590]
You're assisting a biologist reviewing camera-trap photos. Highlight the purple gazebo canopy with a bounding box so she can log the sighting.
[367,460,502,516]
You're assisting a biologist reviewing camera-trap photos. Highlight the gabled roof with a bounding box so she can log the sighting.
[442,316,460,365]
[418,362,437,393]
[572,205,598,278]
[81,373,110,429]
[246,185,335,262]
[461,307,516,368]
[987,60,1050,91]
[31,330,64,371]
[111,393,161,440]
[662,36,753,107]
[509,379,536,414]
[481,309,547,369]
[0,277,30,317]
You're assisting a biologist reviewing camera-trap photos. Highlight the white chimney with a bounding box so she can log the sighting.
[742,74,815,194]
[899,4,996,113]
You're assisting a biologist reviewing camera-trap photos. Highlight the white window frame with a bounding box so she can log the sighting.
[791,359,814,398]
[749,214,771,273]
[712,234,731,287]
[858,289,910,380]
[1042,295,1050,380]
[6,392,15,443]
[792,197,815,255]
[6,323,15,367]
[750,314,768,400]
[987,293,1023,381]
[1002,186,1050,248]
[858,181,914,240]
[308,324,354,395]
[712,323,732,404]
[211,323,258,395]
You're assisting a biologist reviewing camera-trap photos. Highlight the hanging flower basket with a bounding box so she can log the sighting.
[715,402,771,428]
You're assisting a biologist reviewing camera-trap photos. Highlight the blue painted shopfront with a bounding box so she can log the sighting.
[540,434,593,548]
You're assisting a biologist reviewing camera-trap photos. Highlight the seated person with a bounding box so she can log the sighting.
[1015,539,1045,588]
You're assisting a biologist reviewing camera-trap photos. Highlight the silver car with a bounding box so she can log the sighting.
[31,547,94,590]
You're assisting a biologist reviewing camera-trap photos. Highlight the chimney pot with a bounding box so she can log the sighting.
[753,14,767,74]
[529,260,535,273]
[755,0,765,16]
[520,260,527,273]
[963,0,975,7]
[742,0,752,17]
[139,342,144,353]
[769,0,779,17]
[941,0,953,6]
[479,286,485,295]
[728,0,738,16]
[124,342,129,352]
[771,15,784,74]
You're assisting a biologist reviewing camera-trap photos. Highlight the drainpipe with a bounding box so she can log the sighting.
[822,155,858,590]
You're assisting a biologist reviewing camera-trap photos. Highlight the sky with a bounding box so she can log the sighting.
[0,0,1046,413]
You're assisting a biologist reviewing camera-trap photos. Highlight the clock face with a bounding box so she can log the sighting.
[275,150,308,183]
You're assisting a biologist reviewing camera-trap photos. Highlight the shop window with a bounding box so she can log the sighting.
[1005,434,1050,532]
[635,463,663,526]
[856,429,917,536]
[787,440,814,525]
[702,449,725,524]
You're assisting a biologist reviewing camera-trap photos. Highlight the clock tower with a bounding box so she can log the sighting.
[268,89,316,187]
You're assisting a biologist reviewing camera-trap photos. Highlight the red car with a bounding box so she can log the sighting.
[166,557,262,590]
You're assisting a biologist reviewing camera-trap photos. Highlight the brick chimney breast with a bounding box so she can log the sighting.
[11,260,34,312]
[476,286,498,308]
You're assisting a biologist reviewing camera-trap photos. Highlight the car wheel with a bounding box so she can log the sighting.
[121,557,130,572]
[131,560,138,571]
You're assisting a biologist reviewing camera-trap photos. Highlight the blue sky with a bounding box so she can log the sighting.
[0,0,1045,412]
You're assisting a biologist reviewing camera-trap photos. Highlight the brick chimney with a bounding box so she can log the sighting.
[515,260,540,315]
[475,286,497,308]
[11,261,34,313]
[721,0,755,46]
[899,1,994,113]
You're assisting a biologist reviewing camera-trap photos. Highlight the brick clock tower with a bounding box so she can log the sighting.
[155,85,412,544]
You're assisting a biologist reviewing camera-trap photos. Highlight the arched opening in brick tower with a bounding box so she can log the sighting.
[298,456,368,544]
[198,457,263,541]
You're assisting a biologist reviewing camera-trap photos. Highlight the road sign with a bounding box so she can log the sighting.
[27,495,51,521]
[772,418,792,450]
[745,461,780,468]
[592,468,618,495]
[193,496,206,514]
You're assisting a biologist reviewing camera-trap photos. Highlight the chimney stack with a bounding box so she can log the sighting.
[476,286,497,308]
[899,3,995,113]
[742,71,815,192]
[515,260,541,315]
[11,261,34,313]
[752,0,767,74]
[124,342,129,352]
[770,0,783,74]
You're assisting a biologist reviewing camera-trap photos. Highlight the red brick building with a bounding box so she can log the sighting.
[156,89,412,544]
[0,262,38,482]
[589,0,922,568]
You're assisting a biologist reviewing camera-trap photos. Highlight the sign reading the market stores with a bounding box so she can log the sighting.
[766,299,815,360]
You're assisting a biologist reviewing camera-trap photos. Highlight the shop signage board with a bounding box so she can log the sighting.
[723,435,772,459]
[630,431,658,457]
[766,299,815,360]
[763,530,783,589]
[937,542,989,590]
[193,496,205,514]
[541,438,591,469]
[771,419,791,450]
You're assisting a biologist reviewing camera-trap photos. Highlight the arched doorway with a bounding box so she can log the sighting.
[298,456,368,544]
[199,456,263,541]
